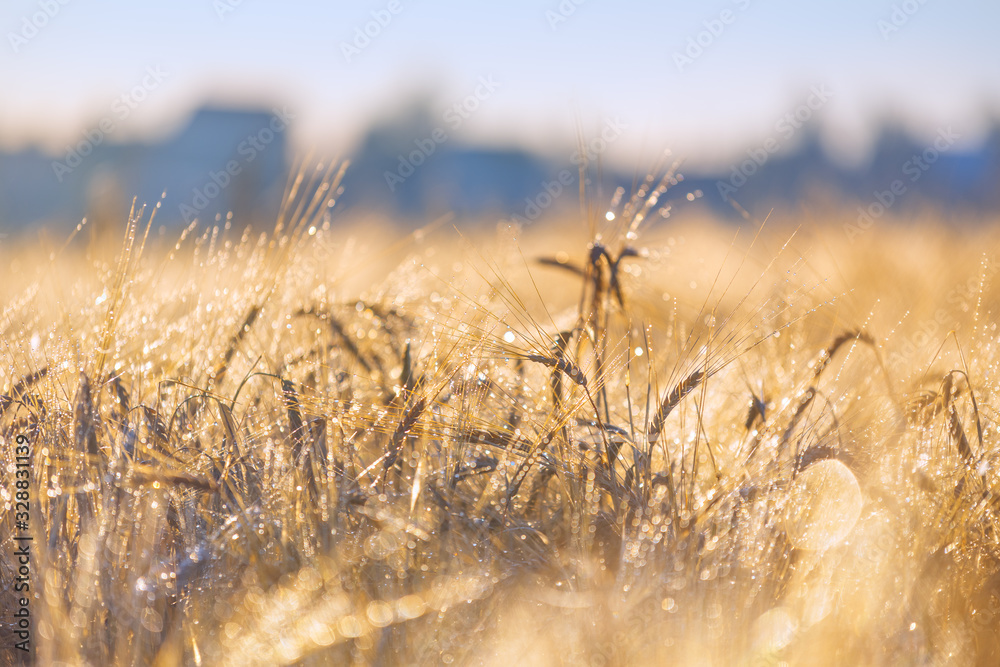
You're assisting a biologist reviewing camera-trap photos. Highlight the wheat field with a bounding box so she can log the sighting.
[2,164,1000,666]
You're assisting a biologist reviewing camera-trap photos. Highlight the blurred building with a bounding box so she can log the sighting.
[0,107,289,230]
[1,104,999,230]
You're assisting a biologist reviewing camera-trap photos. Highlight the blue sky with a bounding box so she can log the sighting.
[2,0,999,169]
